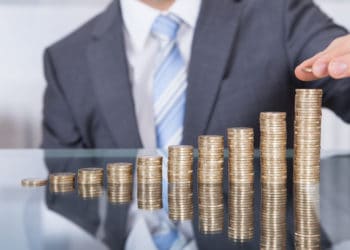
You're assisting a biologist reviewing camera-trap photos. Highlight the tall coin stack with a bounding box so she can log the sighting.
[137,156,163,210]
[294,89,323,249]
[260,112,287,249]
[168,145,194,221]
[227,128,254,241]
[198,135,224,233]
[49,172,76,193]
[78,168,104,199]
[107,163,133,204]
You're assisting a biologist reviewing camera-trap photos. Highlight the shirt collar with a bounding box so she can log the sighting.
[120,0,202,51]
[171,0,202,28]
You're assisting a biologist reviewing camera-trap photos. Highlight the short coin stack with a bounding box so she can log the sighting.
[294,89,323,249]
[78,168,104,199]
[227,128,254,241]
[78,168,104,185]
[168,145,194,221]
[107,163,133,204]
[198,135,224,233]
[260,112,287,249]
[137,156,163,210]
[49,172,76,193]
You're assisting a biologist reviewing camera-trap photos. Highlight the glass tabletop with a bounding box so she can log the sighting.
[1,149,350,250]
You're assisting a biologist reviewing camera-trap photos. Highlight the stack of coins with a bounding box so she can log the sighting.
[78,168,104,199]
[78,184,103,199]
[168,145,194,221]
[294,89,323,249]
[198,135,224,233]
[49,172,76,193]
[107,163,133,204]
[260,112,287,249]
[227,128,254,241]
[78,168,104,185]
[107,163,133,184]
[137,156,163,210]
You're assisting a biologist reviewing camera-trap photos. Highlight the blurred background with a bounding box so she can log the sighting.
[0,0,349,149]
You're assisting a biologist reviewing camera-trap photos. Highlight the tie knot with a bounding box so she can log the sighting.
[151,15,181,41]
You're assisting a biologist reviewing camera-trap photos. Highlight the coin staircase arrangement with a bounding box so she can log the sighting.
[21,89,323,249]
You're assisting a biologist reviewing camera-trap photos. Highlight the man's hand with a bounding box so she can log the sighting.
[295,34,350,81]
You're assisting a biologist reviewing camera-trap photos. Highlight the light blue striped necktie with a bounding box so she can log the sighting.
[152,14,187,149]
[150,14,186,250]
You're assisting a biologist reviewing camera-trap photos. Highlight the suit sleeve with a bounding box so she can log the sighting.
[41,49,84,148]
[284,0,350,123]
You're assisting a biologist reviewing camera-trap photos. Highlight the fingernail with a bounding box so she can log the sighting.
[330,61,348,76]
[313,62,327,76]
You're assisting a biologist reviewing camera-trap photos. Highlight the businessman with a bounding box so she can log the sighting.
[42,0,350,149]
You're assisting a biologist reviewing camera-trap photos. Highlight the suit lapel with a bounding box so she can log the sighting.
[87,1,142,148]
[183,0,244,145]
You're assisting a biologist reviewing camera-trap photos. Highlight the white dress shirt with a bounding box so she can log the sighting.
[120,0,202,149]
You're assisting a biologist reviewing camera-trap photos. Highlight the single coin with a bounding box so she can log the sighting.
[302,67,313,73]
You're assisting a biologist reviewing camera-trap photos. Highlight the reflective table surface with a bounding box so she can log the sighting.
[1,149,350,250]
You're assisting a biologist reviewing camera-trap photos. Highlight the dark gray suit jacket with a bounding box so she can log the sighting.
[42,0,350,149]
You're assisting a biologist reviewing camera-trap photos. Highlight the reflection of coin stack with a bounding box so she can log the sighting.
[21,178,47,187]
[198,135,224,233]
[168,145,194,221]
[49,173,76,193]
[107,163,133,204]
[260,112,287,249]
[137,156,163,210]
[294,89,322,249]
[227,128,254,241]
[78,184,103,199]
[78,168,104,199]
